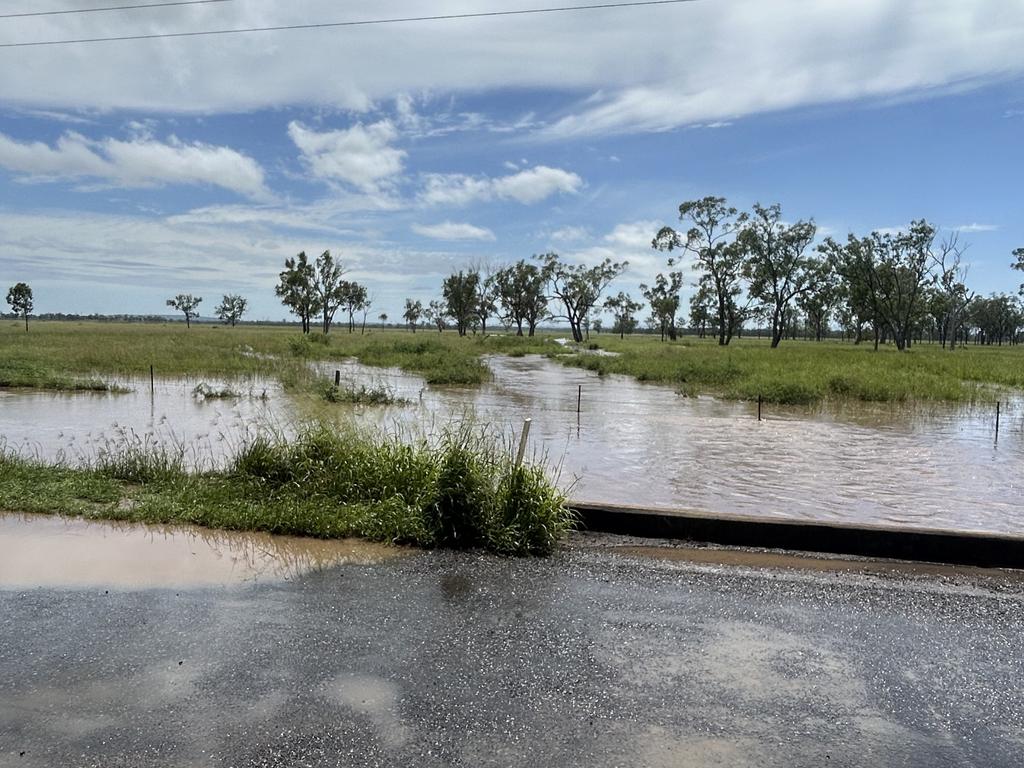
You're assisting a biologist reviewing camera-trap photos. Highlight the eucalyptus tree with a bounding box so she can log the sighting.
[930,233,974,349]
[640,270,684,341]
[737,203,818,348]
[6,282,33,332]
[340,281,369,333]
[275,251,320,334]
[166,293,202,328]
[312,249,351,334]
[688,283,714,338]
[797,259,840,342]
[536,252,626,342]
[822,221,937,351]
[1012,247,1024,294]
[442,270,481,337]
[403,298,423,332]
[215,294,248,327]
[653,196,748,346]
[474,274,498,335]
[426,299,448,333]
[493,260,548,336]
[603,291,643,339]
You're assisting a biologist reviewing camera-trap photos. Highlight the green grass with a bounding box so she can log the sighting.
[0,423,573,556]
[3,320,1021,405]
[564,334,1024,405]
[0,321,554,391]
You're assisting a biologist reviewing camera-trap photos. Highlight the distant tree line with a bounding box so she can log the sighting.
[8,201,1023,349]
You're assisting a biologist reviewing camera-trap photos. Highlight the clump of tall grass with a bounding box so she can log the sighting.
[229,423,572,554]
[321,383,409,405]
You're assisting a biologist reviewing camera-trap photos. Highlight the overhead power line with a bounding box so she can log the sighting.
[0,0,234,19]
[0,0,699,48]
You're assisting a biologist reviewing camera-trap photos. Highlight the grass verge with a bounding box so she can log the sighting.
[0,423,573,556]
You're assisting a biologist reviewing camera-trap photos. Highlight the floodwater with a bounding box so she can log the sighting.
[0,513,400,589]
[0,375,284,467]
[1,355,1022,535]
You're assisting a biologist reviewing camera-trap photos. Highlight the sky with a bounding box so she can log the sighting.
[0,0,1022,322]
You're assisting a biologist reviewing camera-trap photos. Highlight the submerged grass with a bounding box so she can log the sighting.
[0,423,573,556]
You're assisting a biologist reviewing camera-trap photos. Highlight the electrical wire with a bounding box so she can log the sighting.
[0,0,233,20]
[0,0,700,48]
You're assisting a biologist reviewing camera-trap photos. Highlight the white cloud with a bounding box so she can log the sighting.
[953,223,999,233]
[550,226,589,242]
[420,165,582,206]
[411,221,495,241]
[0,2,1020,137]
[603,220,661,250]
[288,120,405,192]
[0,209,476,317]
[0,131,270,199]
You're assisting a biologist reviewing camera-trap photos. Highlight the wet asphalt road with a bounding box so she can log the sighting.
[2,535,1023,767]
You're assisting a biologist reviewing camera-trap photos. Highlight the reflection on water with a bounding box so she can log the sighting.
[1,355,1022,535]
[0,513,401,589]
[328,355,1024,536]
[0,375,286,467]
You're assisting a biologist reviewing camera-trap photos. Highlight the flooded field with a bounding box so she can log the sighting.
[0,375,284,467]
[0,513,400,589]
[2,355,1022,535]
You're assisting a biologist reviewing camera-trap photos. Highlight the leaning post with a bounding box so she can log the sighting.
[515,418,532,467]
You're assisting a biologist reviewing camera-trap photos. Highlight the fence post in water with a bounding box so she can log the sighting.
[996,401,1000,439]
[758,393,762,422]
[515,418,532,467]
[334,370,341,387]
[577,384,582,416]
[150,364,154,395]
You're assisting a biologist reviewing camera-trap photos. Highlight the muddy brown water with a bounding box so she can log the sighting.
[1,355,1021,535]
[0,513,400,589]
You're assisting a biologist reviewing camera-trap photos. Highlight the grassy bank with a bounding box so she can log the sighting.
[0,321,553,391]
[562,335,1024,404]
[0,424,572,556]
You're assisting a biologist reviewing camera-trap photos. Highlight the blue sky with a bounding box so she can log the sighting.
[0,0,1022,321]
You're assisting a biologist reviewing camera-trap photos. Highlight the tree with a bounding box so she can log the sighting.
[969,294,1023,345]
[360,293,373,334]
[797,259,840,342]
[688,284,714,338]
[493,260,548,336]
[378,313,388,326]
[475,274,498,335]
[426,299,448,333]
[275,251,320,334]
[166,293,202,328]
[738,203,818,348]
[537,252,626,342]
[6,282,33,332]
[1011,248,1024,295]
[604,291,643,339]
[653,196,748,345]
[214,294,248,327]
[340,281,368,333]
[403,298,423,332]
[931,234,974,349]
[640,271,684,341]
[313,249,349,334]
[442,270,481,337]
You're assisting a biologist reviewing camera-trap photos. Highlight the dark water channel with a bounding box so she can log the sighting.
[1,356,1021,535]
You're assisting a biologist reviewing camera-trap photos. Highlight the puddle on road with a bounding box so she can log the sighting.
[0,513,401,589]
